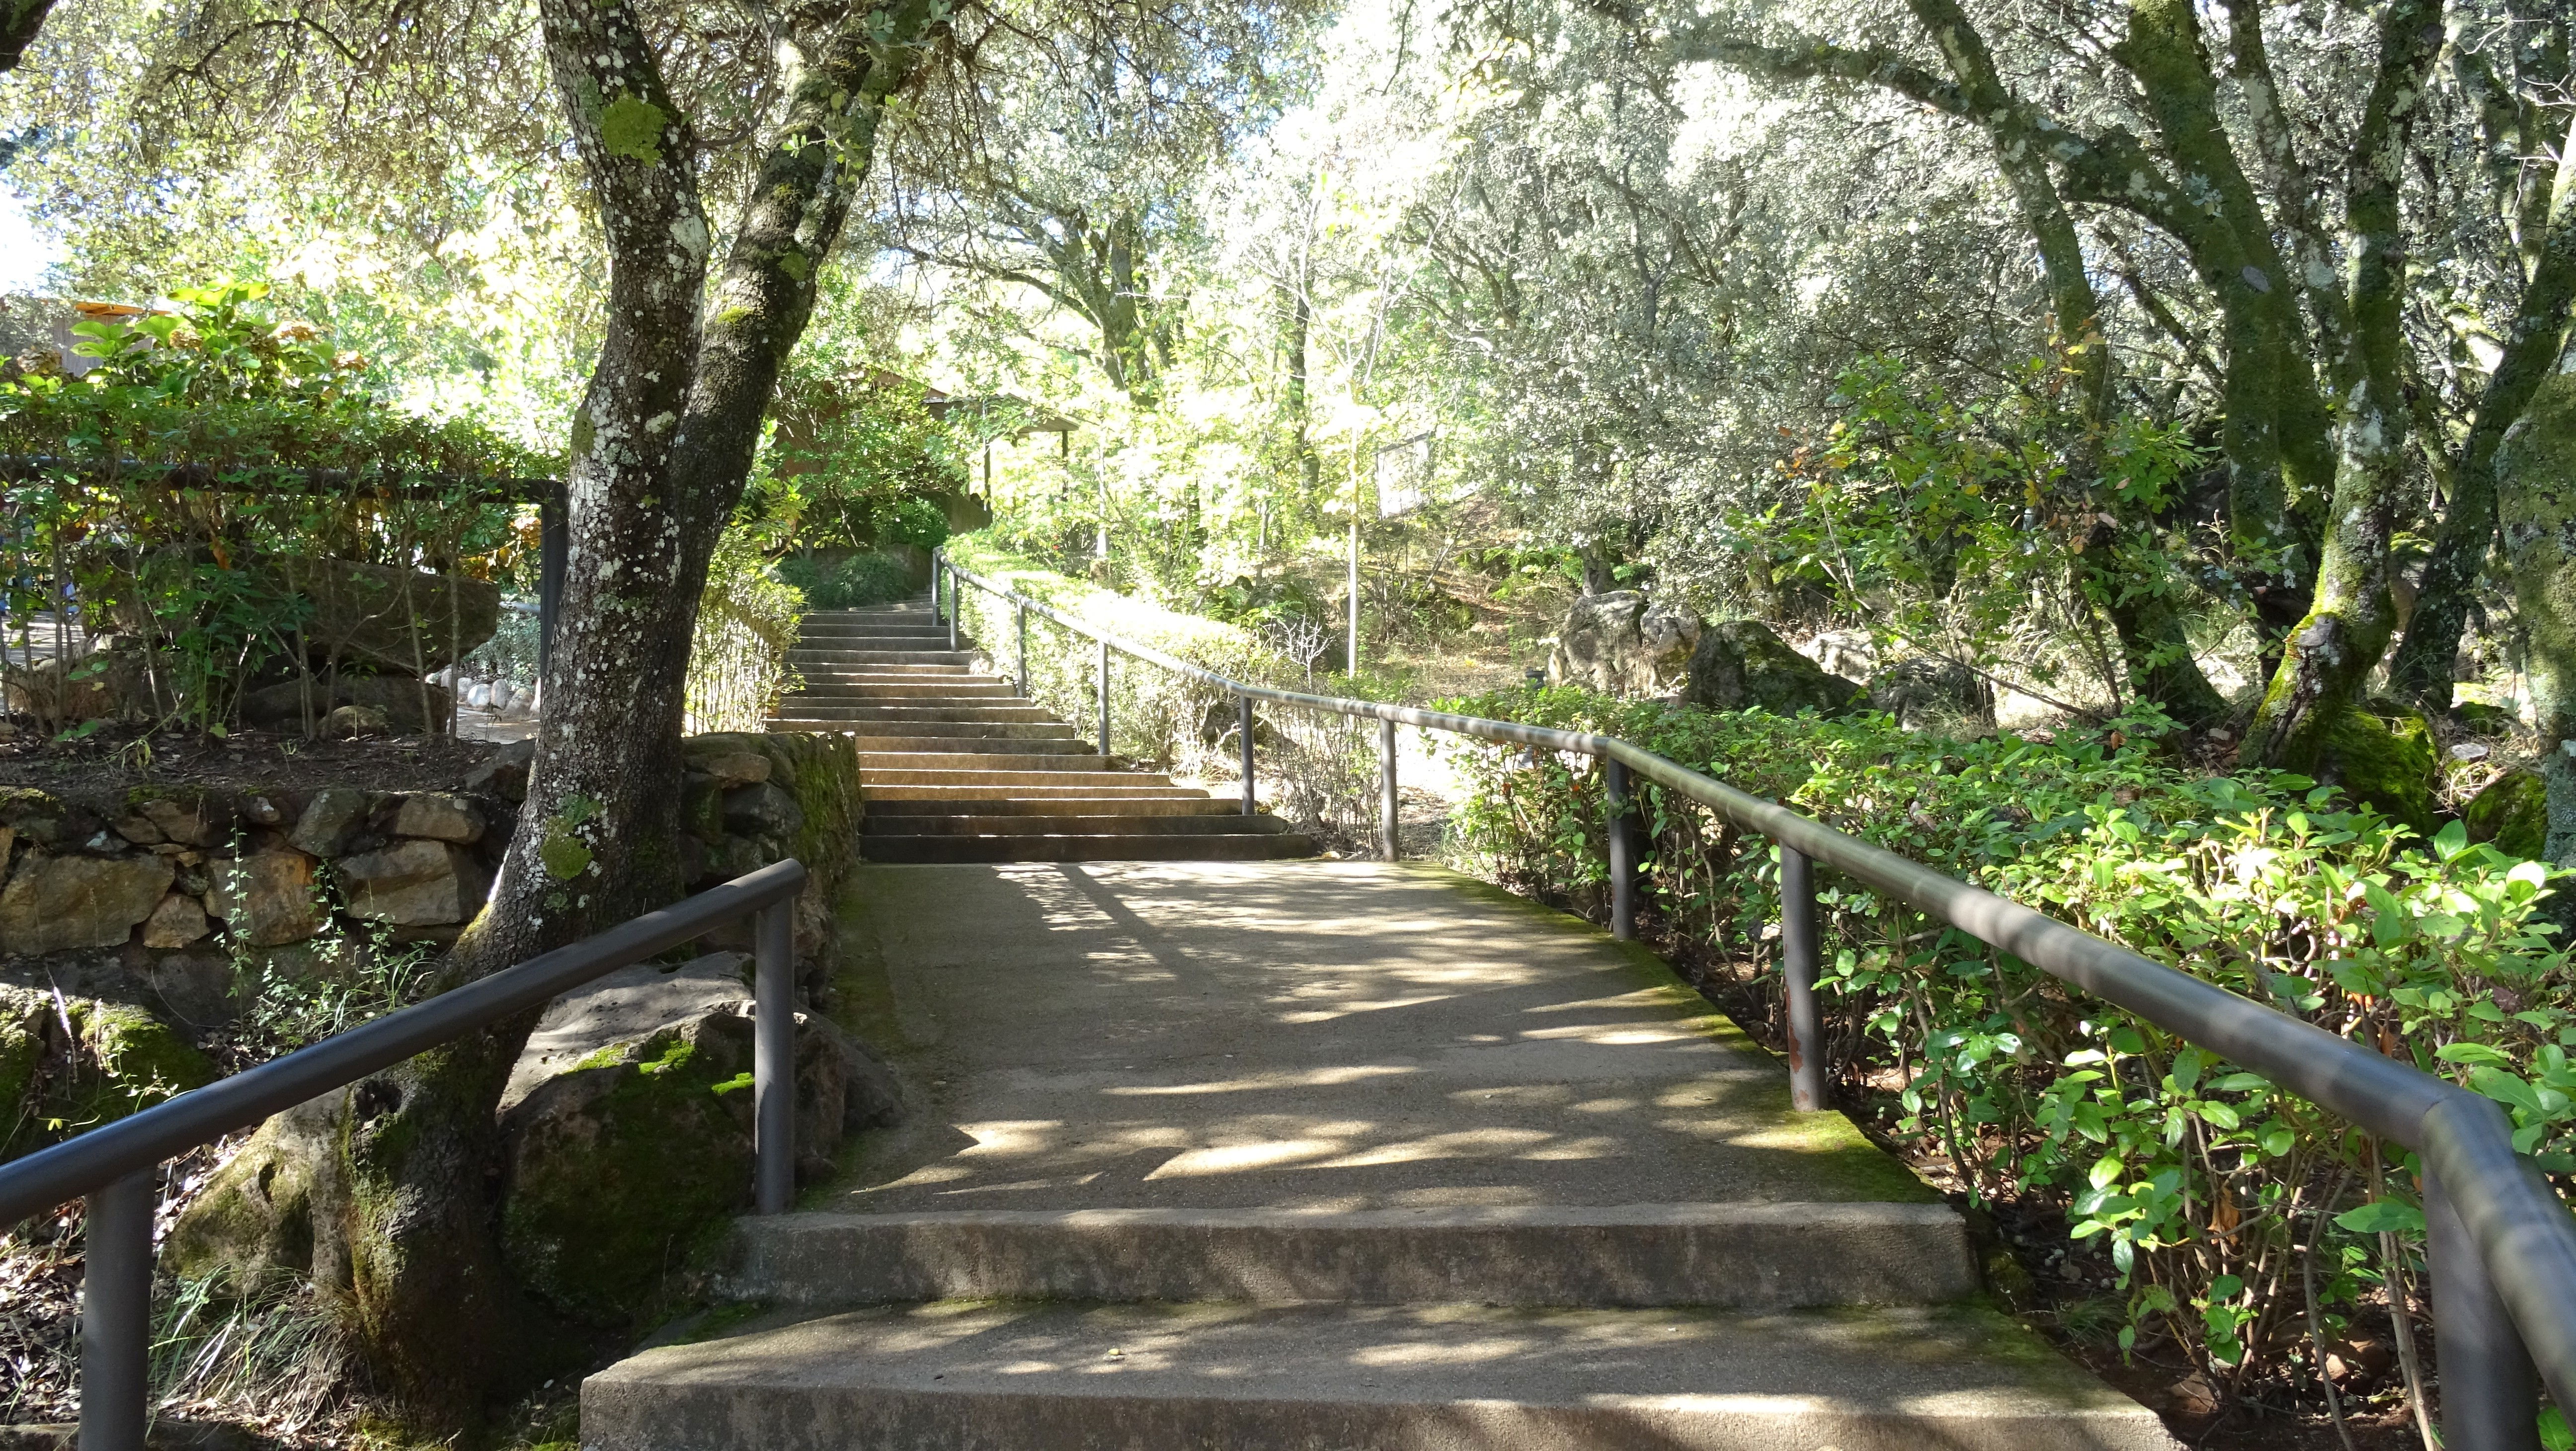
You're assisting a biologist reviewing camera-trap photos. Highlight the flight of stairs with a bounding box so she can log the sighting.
[770,597,1315,863]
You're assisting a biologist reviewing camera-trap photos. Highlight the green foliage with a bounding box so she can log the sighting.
[775,551,916,610]
[0,281,552,735]
[1439,685,2574,1375]
[751,372,964,552]
[685,525,805,733]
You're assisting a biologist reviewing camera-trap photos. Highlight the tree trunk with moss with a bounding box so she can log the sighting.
[179,0,947,1426]
[2237,0,2441,769]
[2390,113,2576,711]
[2498,374,2576,865]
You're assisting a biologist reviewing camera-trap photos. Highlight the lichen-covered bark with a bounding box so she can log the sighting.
[300,0,946,1423]
[2390,111,2576,710]
[2496,375,2576,865]
[2239,0,2442,769]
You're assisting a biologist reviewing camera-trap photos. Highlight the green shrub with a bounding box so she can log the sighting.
[777,552,916,610]
[1438,686,2574,1378]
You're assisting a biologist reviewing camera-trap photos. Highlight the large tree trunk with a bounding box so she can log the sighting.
[2389,114,2576,711]
[306,0,946,1422]
[2238,0,2442,769]
[2496,374,2576,864]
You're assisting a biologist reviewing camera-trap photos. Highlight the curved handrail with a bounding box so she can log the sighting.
[940,549,2576,1431]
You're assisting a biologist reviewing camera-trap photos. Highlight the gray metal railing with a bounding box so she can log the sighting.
[0,858,809,1451]
[937,548,2576,1451]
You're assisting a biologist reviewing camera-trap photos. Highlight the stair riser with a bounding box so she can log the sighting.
[583,1379,2167,1451]
[858,756,1116,773]
[772,708,1057,723]
[864,771,1165,787]
[723,1207,1975,1311]
[863,816,1289,836]
[861,834,1316,862]
[852,737,1095,754]
[864,798,1244,817]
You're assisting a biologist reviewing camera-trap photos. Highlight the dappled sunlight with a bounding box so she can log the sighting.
[1145,1138,1354,1178]
[1105,1064,1421,1095]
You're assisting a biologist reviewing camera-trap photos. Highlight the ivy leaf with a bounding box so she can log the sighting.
[2334,1201,2425,1236]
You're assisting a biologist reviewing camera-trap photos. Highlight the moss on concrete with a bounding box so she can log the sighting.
[1396,864,1943,1205]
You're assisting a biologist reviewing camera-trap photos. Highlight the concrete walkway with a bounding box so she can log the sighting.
[826,861,1921,1212]
[584,862,2174,1450]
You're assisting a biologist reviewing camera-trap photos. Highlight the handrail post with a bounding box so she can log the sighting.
[946,565,959,651]
[932,553,946,626]
[753,900,796,1215]
[1239,695,1255,815]
[1014,600,1029,699]
[81,1165,153,1451]
[1380,717,1399,861]
[1605,757,1634,941]
[2427,1166,2539,1451]
[1779,844,1826,1111]
[1098,638,1113,759]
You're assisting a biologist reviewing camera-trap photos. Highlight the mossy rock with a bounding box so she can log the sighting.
[498,1013,760,1326]
[1682,619,1864,718]
[0,984,215,1161]
[2465,769,2548,858]
[2314,702,2439,835]
[0,787,66,847]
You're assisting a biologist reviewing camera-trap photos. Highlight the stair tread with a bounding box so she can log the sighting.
[584,1301,2168,1450]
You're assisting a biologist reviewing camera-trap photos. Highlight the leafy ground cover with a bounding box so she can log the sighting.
[1438,687,2573,1440]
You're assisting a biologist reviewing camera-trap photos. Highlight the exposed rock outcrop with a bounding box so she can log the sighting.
[1681,620,1864,718]
[1546,591,1699,697]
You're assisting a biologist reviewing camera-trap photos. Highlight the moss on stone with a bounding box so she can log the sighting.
[2465,769,2548,858]
[500,1014,759,1327]
[0,985,214,1159]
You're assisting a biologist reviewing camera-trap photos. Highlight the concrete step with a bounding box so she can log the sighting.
[860,784,1220,802]
[722,1204,1972,1310]
[780,682,1019,700]
[861,767,1173,787]
[861,832,1319,863]
[857,752,1117,773]
[862,813,1291,836]
[788,657,974,672]
[769,704,1058,723]
[839,721,1087,741]
[863,797,1246,817]
[848,735,1096,754]
[583,1301,2173,1451]
[792,675,1002,690]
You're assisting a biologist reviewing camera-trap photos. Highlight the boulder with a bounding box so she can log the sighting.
[336,838,488,926]
[723,781,805,839]
[289,788,370,857]
[495,963,902,1326]
[1869,657,1996,729]
[388,792,484,844]
[165,1090,354,1293]
[206,851,327,948]
[271,556,500,674]
[695,752,772,790]
[0,851,176,955]
[326,704,390,737]
[1545,591,1700,696]
[2465,769,2546,858]
[0,788,62,847]
[463,739,535,803]
[0,636,159,723]
[2315,703,2440,835]
[141,891,213,949]
[240,677,453,736]
[0,983,215,1158]
[1681,619,1864,717]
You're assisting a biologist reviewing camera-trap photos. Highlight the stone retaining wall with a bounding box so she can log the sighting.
[0,730,863,1043]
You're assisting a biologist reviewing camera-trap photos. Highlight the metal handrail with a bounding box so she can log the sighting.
[938,548,2576,1451]
[0,858,810,1450]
